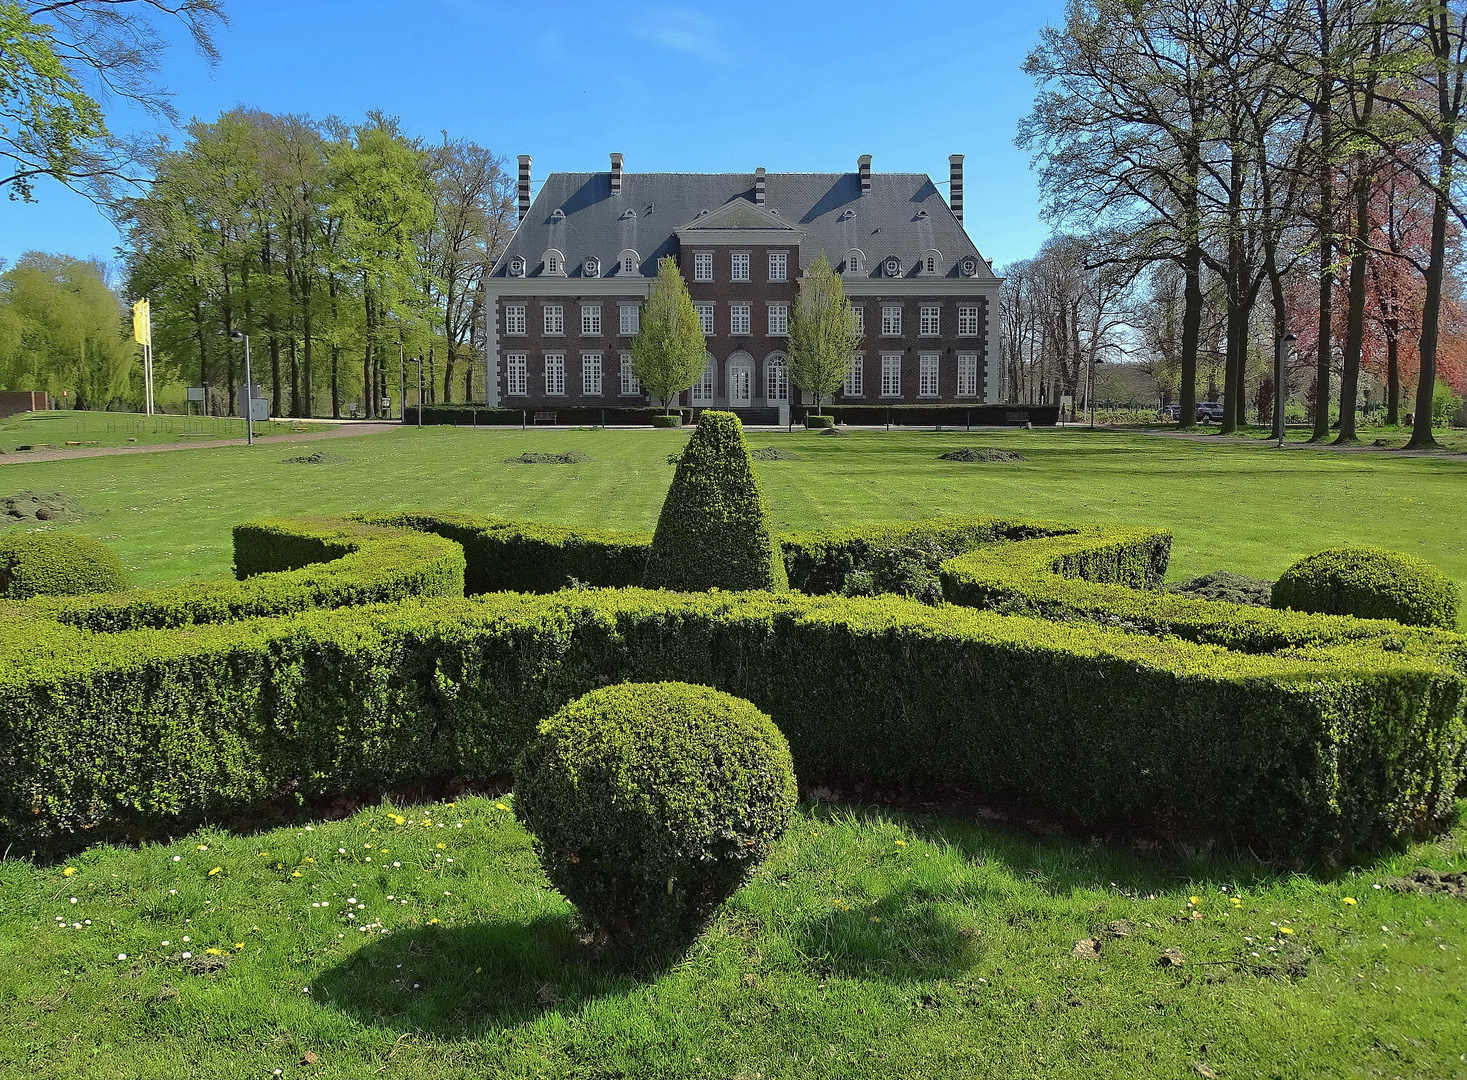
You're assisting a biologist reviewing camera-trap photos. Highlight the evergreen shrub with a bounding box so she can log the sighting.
[643,411,788,592]
[0,531,127,599]
[1272,547,1460,629]
[651,415,682,428]
[804,414,835,429]
[514,682,796,955]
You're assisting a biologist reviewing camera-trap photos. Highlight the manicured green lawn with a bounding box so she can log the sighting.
[0,425,1461,626]
[4,795,1464,1079]
[0,409,323,452]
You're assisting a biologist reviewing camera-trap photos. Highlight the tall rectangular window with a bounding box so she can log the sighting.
[766,357,788,401]
[851,306,864,336]
[505,353,527,396]
[694,252,713,282]
[769,252,788,282]
[881,354,901,397]
[844,354,863,397]
[920,304,940,336]
[730,302,751,336]
[620,353,640,396]
[696,302,715,336]
[505,304,526,335]
[691,357,715,402]
[545,353,566,395]
[957,354,978,397]
[581,305,601,336]
[919,353,940,397]
[731,253,750,281]
[767,302,788,336]
[619,304,640,335]
[958,305,981,336]
[881,305,901,335]
[544,304,564,335]
[582,352,602,395]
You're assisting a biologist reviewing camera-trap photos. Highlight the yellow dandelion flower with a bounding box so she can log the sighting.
[1279,927,1295,935]
[234,943,244,950]
[428,918,440,925]
[207,866,222,876]
[303,858,315,864]
[1342,897,1357,905]
[392,815,405,826]
[62,867,77,877]
[894,839,907,847]
[436,843,446,850]
[291,871,302,878]
[494,803,510,811]
[204,948,224,956]
[258,852,269,858]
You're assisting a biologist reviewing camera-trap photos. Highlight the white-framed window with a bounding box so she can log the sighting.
[924,253,939,275]
[769,251,788,282]
[731,252,750,281]
[767,302,788,336]
[620,304,640,335]
[544,249,564,275]
[694,252,713,282]
[505,304,526,336]
[845,354,863,397]
[958,305,981,336]
[920,304,940,336]
[881,354,901,397]
[881,305,901,336]
[730,302,751,336]
[581,305,601,336]
[545,353,566,396]
[919,353,940,397]
[851,306,864,336]
[957,353,978,397]
[582,352,602,395]
[620,352,640,396]
[846,250,864,275]
[691,356,715,402]
[544,304,564,335]
[765,354,788,401]
[619,249,639,275]
[505,353,527,396]
[696,301,715,336]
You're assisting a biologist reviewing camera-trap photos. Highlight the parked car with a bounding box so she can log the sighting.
[1195,401,1224,422]
[1162,404,1182,421]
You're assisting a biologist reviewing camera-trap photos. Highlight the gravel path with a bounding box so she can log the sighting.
[0,422,399,465]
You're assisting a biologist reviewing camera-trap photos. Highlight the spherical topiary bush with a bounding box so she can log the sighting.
[1271,547,1460,629]
[0,531,129,599]
[514,681,797,958]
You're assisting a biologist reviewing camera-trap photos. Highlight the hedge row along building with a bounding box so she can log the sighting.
[484,154,1003,423]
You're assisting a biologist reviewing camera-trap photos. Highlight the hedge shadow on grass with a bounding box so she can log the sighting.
[313,917,645,1037]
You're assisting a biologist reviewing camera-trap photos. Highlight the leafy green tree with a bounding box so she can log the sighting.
[787,254,859,415]
[631,256,705,414]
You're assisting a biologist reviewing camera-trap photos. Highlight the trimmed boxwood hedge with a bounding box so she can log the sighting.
[0,531,128,599]
[0,509,1462,862]
[515,682,796,954]
[1273,547,1461,630]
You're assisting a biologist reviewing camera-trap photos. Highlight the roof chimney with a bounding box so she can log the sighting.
[949,154,965,225]
[754,166,766,206]
[610,152,623,194]
[858,154,872,195]
[517,155,532,222]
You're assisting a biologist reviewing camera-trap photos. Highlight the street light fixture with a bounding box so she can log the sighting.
[227,330,254,446]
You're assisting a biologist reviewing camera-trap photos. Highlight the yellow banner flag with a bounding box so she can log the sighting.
[132,298,151,346]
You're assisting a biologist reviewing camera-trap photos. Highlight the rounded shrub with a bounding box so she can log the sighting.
[514,681,797,957]
[651,414,682,428]
[1272,547,1460,629]
[804,414,835,429]
[0,531,128,599]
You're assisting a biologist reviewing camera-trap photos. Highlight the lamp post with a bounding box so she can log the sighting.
[229,330,254,445]
[1274,331,1296,448]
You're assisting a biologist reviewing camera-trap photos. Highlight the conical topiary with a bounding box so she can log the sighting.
[643,411,788,592]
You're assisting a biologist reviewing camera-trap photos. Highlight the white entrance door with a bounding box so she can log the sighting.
[728,360,752,407]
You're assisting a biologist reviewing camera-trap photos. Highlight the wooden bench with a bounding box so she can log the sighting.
[533,411,556,426]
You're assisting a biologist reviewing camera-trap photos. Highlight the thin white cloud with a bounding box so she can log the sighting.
[634,7,721,60]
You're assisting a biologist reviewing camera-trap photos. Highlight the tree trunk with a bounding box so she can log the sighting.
[1407,147,1451,450]
[1180,243,1202,429]
[1337,174,1368,444]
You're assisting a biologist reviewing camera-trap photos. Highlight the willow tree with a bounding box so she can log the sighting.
[631,256,704,413]
[787,254,858,416]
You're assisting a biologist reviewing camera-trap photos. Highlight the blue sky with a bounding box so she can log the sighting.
[0,0,1066,273]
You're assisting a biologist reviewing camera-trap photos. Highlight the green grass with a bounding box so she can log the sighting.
[0,409,325,452]
[0,425,1460,626]
[3,795,1463,1079]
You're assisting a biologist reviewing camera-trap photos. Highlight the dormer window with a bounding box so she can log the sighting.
[845,249,865,275]
[618,249,639,275]
[885,257,901,278]
[585,257,600,278]
[922,250,942,275]
[960,255,980,278]
[543,249,565,276]
[550,208,565,222]
[509,256,525,277]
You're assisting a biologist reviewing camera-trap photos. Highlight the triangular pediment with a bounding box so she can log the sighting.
[677,198,801,233]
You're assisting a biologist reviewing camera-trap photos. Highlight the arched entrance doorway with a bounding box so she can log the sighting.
[727,352,753,408]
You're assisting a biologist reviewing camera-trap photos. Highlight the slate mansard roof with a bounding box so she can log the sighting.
[491,169,998,282]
